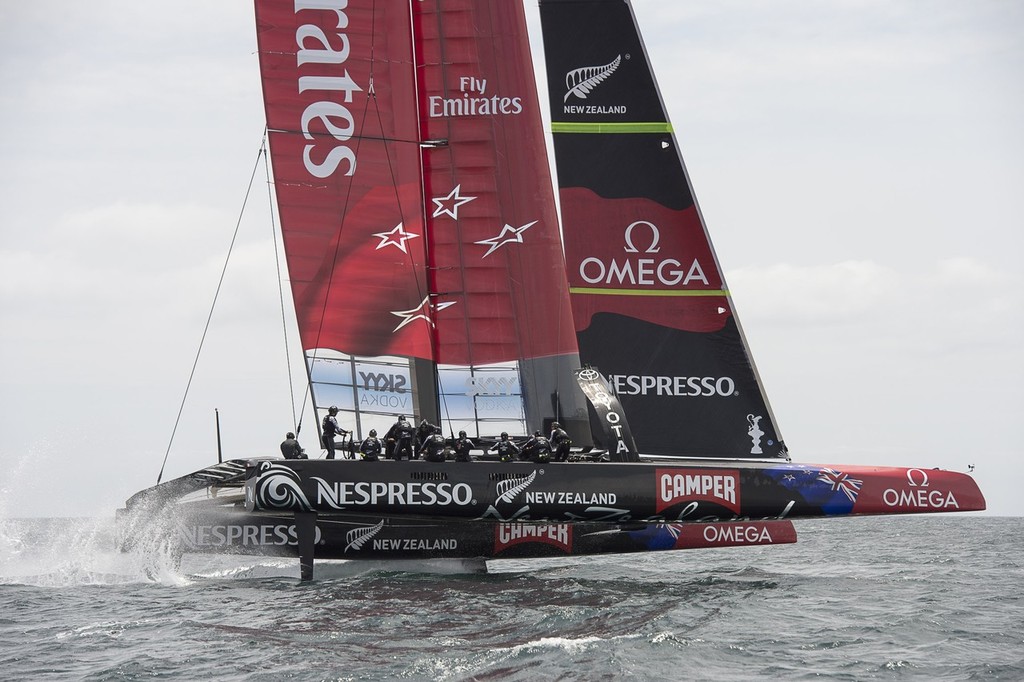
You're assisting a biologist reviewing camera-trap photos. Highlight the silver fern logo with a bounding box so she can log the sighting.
[564,55,622,102]
[254,461,312,511]
[345,520,384,553]
[496,470,537,504]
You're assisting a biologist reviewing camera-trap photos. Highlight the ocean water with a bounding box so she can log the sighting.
[0,516,1020,681]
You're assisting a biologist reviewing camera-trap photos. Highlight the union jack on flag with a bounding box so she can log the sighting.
[817,468,863,502]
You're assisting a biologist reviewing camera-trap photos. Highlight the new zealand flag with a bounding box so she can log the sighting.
[762,466,862,515]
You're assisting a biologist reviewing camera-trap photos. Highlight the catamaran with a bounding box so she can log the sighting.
[117,0,984,579]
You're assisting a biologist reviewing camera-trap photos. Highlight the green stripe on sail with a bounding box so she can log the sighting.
[551,121,673,134]
[569,287,729,297]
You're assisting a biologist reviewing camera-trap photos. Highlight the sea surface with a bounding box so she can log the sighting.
[0,515,1020,681]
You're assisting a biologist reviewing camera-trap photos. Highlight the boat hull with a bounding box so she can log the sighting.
[244,459,985,522]
[151,508,796,561]
[117,457,982,568]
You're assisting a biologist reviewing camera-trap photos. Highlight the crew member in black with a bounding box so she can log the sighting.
[416,419,439,453]
[280,432,306,459]
[550,421,572,462]
[322,406,350,460]
[453,430,474,462]
[489,432,520,463]
[358,429,382,462]
[421,431,448,462]
[523,430,552,464]
[385,415,416,460]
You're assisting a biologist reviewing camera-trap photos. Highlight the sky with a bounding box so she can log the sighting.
[0,1,1021,519]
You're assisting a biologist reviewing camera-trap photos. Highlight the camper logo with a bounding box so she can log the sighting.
[564,55,622,103]
[494,523,572,553]
[656,468,741,514]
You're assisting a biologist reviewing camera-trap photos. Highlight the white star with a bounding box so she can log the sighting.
[431,184,476,220]
[474,220,538,257]
[390,296,456,332]
[372,223,419,253]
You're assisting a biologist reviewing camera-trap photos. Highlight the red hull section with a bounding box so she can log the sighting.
[810,464,988,515]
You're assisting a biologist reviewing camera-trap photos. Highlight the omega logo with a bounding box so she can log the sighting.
[623,220,660,253]
[578,220,708,287]
[906,469,930,487]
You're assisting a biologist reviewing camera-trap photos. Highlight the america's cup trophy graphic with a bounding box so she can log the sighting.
[747,414,765,455]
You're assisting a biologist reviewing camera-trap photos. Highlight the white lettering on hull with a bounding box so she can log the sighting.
[882,469,960,510]
[882,488,960,509]
[702,524,772,544]
[371,538,458,551]
[314,479,475,509]
[180,524,322,547]
[523,491,618,505]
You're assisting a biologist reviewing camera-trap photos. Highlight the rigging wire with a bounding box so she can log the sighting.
[156,146,264,484]
[260,132,302,435]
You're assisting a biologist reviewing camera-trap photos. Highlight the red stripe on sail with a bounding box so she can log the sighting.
[561,188,729,334]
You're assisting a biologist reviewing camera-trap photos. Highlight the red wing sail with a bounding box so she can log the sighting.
[414,0,577,365]
[257,0,585,441]
[539,0,786,457]
[413,0,586,439]
[255,1,431,360]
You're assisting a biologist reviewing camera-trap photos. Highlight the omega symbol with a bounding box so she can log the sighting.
[906,469,930,487]
[623,220,660,254]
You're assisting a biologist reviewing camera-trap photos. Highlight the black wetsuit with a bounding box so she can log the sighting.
[280,437,305,459]
[453,436,474,462]
[492,439,520,463]
[422,433,448,462]
[359,436,382,462]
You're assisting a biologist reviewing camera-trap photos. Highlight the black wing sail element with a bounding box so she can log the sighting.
[539,0,786,458]
[574,367,640,462]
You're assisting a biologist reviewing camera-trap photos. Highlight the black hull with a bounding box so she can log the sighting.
[117,456,982,576]
[131,507,795,562]
[243,458,984,522]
